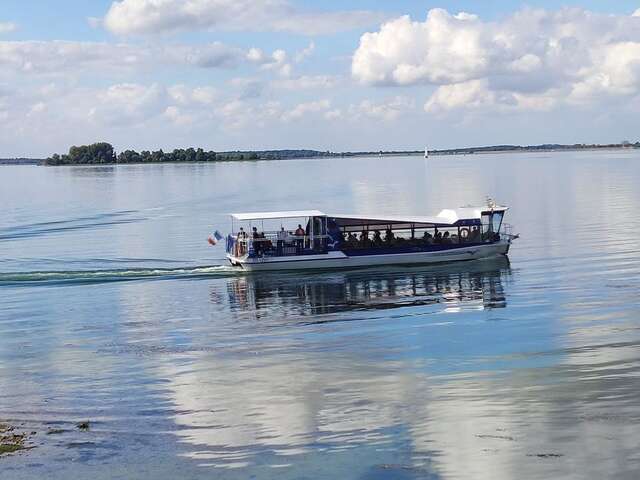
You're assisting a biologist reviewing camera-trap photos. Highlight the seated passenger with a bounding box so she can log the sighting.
[422,231,433,244]
[347,232,358,247]
[360,230,369,247]
[260,232,273,250]
[442,231,452,244]
[434,230,442,243]
[252,227,262,254]
[373,230,383,247]
[470,226,480,242]
[295,224,305,236]
[384,228,395,245]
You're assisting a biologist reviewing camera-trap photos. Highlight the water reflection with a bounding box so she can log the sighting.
[157,259,516,472]
[225,258,511,319]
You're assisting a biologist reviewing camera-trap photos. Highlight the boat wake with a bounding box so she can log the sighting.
[0,210,147,241]
[0,265,241,287]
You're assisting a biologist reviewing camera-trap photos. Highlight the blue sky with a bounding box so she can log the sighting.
[1,1,640,156]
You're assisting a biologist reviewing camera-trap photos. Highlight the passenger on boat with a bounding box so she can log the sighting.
[294,224,305,253]
[360,230,369,247]
[237,227,248,255]
[260,232,273,252]
[470,226,480,242]
[373,230,383,247]
[251,227,262,255]
[276,227,287,255]
[422,231,433,244]
[384,228,395,245]
[442,231,452,244]
[346,232,357,247]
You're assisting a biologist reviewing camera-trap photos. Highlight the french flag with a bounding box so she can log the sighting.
[207,230,224,246]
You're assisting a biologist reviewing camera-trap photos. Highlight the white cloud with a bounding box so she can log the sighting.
[0,40,290,76]
[272,75,340,90]
[425,80,500,113]
[350,96,415,121]
[294,42,315,63]
[85,83,218,127]
[353,7,640,112]
[215,99,283,130]
[229,77,266,99]
[247,47,292,77]
[165,42,244,69]
[89,83,167,126]
[0,22,17,34]
[569,42,640,102]
[425,79,563,113]
[164,105,193,125]
[27,102,47,117]
[168,84,217,106]
[0,41,155,74]
[103,0,385,36]
[353,10,488,86]
[282,99,331,121]
[324,109,342,120]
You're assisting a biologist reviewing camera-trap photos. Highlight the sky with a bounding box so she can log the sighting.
[1,1,640,157]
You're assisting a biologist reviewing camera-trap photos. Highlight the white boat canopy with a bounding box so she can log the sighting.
[231,210,326,221]
[329,205,508,228]
[328,214,447,228]
[230,205,508,225]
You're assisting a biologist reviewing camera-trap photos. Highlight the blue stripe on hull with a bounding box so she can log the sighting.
[340,242,491,257]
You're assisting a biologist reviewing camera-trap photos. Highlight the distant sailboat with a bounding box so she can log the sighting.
[424,147,429,159]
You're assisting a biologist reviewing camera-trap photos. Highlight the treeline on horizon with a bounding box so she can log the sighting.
[44,143,337,166]
[39,141,640,166]
[432,142,640,155]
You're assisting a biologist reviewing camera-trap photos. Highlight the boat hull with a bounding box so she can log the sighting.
[227,240,511,272]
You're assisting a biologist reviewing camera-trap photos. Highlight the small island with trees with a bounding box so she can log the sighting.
[1,141,639,166]
[42,143,337,166]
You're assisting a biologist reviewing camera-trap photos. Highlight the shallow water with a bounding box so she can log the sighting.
[1,152,640,479]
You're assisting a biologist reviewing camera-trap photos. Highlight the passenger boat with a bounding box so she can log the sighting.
[224,200,518,271]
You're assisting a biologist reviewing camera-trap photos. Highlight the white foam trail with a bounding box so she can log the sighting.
[0,264,240,286]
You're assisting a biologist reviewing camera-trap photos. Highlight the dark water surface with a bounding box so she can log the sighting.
[1,152,640,479]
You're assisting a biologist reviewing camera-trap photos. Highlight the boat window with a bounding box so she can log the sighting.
[491,212,504,234]
[481,213,492,238]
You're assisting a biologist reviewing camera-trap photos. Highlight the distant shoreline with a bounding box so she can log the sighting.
[1,143,638,166]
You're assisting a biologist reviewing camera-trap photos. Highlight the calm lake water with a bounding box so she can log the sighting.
[1,152,640,479]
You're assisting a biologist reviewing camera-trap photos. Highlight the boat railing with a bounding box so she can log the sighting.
[500,223,519,241]
[227,232,331,258]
